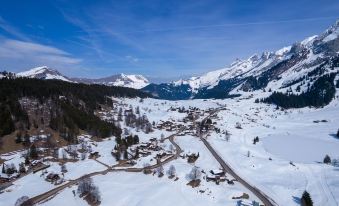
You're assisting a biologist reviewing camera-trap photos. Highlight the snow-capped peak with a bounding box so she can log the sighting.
[17,66,72,82]
[17,66,50,76]
[74,73,150,89]
[15,67,149,89]
[113,73,149,89]
[275,46,292,56]
[319,20,339,43]
[300,35,318,47]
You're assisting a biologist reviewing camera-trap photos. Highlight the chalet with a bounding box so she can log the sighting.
[206,173,226,183]
[138,143,148,150]
[0,177,10,184]
[210,169,225,176]
[138,150,151,157]
[46,173,60,182]
[206,169,226,184]
[32,161,50,173]
[156,151,167,159]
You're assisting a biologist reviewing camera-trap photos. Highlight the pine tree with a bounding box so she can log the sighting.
[29,144,38,159]
[115,151,121,161]
[133,135,139,144]
[25,156,30,165]
[337,129,339,138]
[15,132,22,143]
[323,155,331,164]
[117,108,123,121]
[23,132,30,147]
[123,150,128,160]
[2,163,5,173]
[134,148,139,159]
[301,191,313,206]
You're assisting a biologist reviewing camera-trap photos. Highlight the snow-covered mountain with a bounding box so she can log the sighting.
[142,20,339,100]
[15,67,150,89]
[73,73,149,89]
[17,66,72,82]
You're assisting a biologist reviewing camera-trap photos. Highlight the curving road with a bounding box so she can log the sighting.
[200,108,278,206]
[26,108,278,206]
[25,129,185,205]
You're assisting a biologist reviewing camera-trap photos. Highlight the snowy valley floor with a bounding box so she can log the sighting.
[1,97,339,206]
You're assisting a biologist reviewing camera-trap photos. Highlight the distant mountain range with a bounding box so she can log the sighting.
[72,74,149,89]
[15,66,149,89]
[4,20,339,101]
[142,20,339,100]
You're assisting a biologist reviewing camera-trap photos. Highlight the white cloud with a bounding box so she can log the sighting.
[0,38,82,71]
[125,55,139,63]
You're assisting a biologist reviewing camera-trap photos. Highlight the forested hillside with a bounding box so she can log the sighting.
[0,77,151,139]
[261,73,337,108]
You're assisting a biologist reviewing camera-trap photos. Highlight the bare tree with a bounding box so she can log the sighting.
[156,165,164,177]
[62,149,68,160]
[61,164,67,173]
[81,152,86,160]
[89,185,101,203]
[189,166,201,180]
[168,144,174,152]
[167,165,176,177]
[225,130,231,142]
[78,178,92,194]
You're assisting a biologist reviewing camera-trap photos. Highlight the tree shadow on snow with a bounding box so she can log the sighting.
[292,196,301,204]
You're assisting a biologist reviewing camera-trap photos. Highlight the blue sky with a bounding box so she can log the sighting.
[0,0,338,82]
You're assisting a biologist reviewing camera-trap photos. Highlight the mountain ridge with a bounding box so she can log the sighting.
[142,20,339,100]
[14,66,150,89]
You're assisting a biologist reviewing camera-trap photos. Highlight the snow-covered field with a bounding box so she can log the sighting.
[206,95,339,206]
[1,96,339,206]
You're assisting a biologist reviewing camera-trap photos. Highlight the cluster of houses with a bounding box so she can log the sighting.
[0,158,51,189]
[133,138,174,161]
[132,138,161,157]
[156,120,184,132]
[111,136,176,168]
